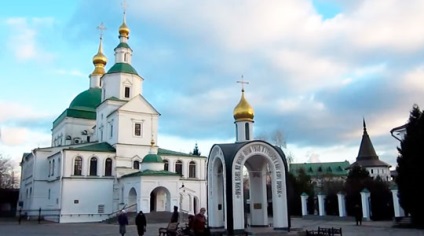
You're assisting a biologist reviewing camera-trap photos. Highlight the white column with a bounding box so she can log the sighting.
[391,189,405,217]
[249,170,267,226]
[337,192,346,217]
[360,189,371,221]
[317,193,326,216]
[301,193,308,216]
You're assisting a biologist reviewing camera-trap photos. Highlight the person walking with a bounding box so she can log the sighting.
[170,206,179,223]
[192,208,207,236]
[135,211,147,236]
[117,210,129,236]
[354,204,363,226]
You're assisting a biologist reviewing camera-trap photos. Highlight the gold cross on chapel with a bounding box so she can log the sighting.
[237,75,249,91]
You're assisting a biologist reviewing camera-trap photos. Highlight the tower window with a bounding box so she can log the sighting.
[133,160,140,170]
[134,123,142,136]
[245,123,250,140]
[124,87,130,98]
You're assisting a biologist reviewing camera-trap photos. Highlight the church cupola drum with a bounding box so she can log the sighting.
[233,79,254,142]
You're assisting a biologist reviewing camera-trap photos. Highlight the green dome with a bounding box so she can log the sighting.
[69,88,101,110]
[142,153,163,163]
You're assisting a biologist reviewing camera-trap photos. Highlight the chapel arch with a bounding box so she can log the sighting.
[128,187,137,212]
[207,141,290,235]
[150,186,171,212]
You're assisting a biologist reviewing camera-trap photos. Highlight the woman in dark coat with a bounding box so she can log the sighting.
[135,211,147,236]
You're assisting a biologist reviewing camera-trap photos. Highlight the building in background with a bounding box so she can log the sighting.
[346,119,391,181]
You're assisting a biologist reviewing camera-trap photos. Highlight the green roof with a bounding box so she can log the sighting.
[290,161,350,177]
[158,148,206,158]
[66,142,116,152]
[53,88,101,128]
[122,170,180,178]
[69,88,101,110]
[114,42,132,50]
[142,153,163,163]
[53,108,96,128]
[107,63,139,75]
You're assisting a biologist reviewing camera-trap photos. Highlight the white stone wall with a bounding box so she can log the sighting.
[60,178,114,223]
[114,99,158,146]
[96,100,125,142]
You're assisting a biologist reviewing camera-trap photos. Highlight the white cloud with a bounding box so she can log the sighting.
[0,100,53,123]
[5,17,55,61]
[402,65,424,92]
[0,126,50,147]
[53,69,86,78]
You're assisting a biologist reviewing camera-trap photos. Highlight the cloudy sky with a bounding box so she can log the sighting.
[1,0,423,169]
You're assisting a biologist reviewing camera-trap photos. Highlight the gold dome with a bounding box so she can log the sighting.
[93,51,107,65]
[233,89,254,122]
[119,21,130,38]
[91,38,107,76]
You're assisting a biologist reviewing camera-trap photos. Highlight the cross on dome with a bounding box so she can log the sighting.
[236,75,249,92]
[96,22,106,39]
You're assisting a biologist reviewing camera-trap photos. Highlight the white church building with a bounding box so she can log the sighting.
[18,15,207,223]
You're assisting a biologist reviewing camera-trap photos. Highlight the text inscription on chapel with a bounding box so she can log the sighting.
[234,144,284,198]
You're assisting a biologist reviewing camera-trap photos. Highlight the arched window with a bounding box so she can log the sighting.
[175,160,183,176]
[189,161,196,178]
[89,157,97,176]
[105,158,112,176]
[245,123,250,140]
[74,157,82,176]
[164,160,169,171]
[133,160,140,170]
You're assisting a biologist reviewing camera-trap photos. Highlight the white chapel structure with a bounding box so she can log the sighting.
[18,14,206,223]
[207,85,290,235]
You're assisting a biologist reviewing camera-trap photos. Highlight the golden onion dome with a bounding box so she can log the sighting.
[119,21,130,38]
[91,38,107,76]
[93,51,107,65]
[233,89,254,122]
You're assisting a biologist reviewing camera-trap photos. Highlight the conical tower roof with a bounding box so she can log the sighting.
[356,119,378,160]
[346,119,391,169]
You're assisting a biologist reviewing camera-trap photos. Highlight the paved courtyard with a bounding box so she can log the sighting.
[1,217,424,236]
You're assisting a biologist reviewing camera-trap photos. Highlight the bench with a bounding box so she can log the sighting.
[305,227,342,236]
[158,222,179,236]
[318,227,342,236]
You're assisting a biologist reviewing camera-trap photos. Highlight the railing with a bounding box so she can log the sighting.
[104,203,137,224]
[17,208,61,224]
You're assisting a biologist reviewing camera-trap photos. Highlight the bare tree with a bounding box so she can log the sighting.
[0,155,17,189]
[255,129,294,163]
[271,129,286,148]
